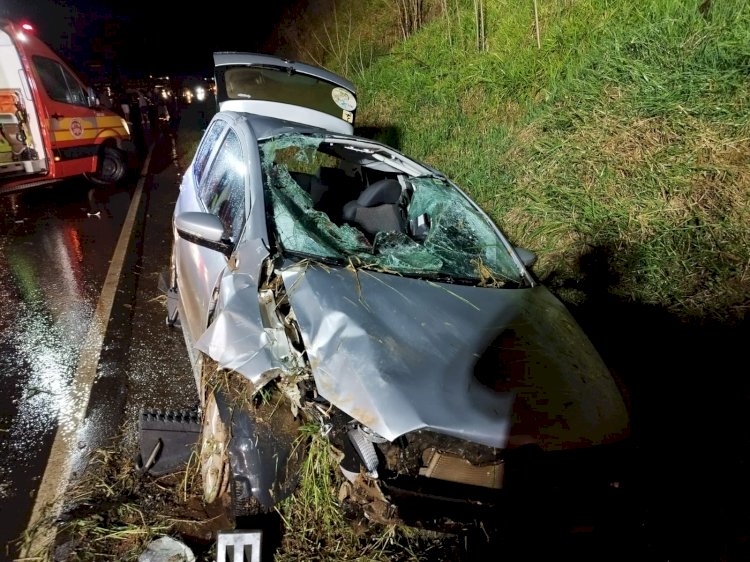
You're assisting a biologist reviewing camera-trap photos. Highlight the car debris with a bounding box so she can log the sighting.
[135,408,201,476]
[216,530,262,562]
[138,535,195,562]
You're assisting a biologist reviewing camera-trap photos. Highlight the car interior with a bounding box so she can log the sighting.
[260,133,523,285]
[289,168,408,240]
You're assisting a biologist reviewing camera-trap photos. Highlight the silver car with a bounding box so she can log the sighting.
[168,52,631,534]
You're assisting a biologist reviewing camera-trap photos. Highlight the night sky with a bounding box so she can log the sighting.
[1,0,297,81]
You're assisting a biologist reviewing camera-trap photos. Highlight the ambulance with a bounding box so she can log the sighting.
[0,19,135,193]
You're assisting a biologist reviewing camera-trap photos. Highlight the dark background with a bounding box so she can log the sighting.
[1,0,298,81]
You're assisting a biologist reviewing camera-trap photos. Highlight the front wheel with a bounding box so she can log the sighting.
[199,389,230,506]
[198,358,261,524]
[85,146,127,185]
[198,358,305,521]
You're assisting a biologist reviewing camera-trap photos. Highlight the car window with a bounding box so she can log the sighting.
[32,56,87,106]
[192,120,227,184]
[199,129,247,242]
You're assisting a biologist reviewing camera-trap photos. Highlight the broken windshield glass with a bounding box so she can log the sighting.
[260,134,524,286]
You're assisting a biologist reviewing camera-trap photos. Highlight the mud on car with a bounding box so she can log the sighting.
[166,52,632,537]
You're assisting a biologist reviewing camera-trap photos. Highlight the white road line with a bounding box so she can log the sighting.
[20,145,156,558]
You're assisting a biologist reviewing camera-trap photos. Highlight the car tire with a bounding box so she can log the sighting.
[198,356,305,520]
[199,388,230,507]
[198,358,262,521]
[85,146,127,185]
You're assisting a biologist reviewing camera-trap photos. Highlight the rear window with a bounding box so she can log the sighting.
[219,67,356,124]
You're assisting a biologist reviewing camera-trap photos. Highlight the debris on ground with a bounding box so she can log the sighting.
[136,408,201,476]
[138,536,196,562]
[26,424,465,561]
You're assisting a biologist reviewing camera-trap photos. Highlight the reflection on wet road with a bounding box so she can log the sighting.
[0,182,132,556]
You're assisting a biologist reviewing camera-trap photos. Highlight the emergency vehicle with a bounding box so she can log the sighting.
[0,19,135,193]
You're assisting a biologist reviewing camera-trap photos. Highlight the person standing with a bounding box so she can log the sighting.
[128,91,147,157]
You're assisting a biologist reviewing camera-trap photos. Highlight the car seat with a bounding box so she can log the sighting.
[341,178,405,237]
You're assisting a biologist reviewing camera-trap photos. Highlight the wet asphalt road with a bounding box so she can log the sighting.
[0,131,196,560]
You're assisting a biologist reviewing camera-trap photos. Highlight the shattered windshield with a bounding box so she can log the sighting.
[260,134,524,286]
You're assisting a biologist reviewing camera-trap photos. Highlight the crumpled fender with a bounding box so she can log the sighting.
[214,388,303,510]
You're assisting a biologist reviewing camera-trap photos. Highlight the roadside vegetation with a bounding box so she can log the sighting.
[26,1,748,560]
[271,0,749,324]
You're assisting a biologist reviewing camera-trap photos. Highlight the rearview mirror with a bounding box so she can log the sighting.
[87,87,100,108]
[514,247,537,269]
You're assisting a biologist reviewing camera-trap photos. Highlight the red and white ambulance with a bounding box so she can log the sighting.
[0,19,135,193]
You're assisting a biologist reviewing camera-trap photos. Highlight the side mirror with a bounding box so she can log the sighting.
[175,212,233,256]
[87,87,99,108]
[514,247,537,269]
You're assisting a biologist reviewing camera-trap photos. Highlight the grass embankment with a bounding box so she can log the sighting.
[276,0,749,323]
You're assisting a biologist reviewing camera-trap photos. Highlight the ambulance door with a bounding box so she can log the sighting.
[29,54,99,178]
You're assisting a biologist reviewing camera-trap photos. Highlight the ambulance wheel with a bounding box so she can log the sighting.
[86,146,127,185]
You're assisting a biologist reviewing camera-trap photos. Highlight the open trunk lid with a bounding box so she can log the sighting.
[213,52,357,135]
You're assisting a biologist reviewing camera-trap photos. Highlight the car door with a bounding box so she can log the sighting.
[213,52,357,135]
[175,118,249,345]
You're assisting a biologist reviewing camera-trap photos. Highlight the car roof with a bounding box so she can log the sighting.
[228,111,436,176]
[231,112,334,141]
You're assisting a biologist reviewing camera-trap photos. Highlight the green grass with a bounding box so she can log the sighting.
[274,423,458,562]
[290,0,749,323]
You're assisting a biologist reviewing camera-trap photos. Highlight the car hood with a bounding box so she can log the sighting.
[281,263,629,451]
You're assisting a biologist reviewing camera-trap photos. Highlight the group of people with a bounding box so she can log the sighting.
[104,86,180,156]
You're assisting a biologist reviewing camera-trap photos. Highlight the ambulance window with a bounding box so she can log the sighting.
[33,56,87,106]
[192,120,226,184]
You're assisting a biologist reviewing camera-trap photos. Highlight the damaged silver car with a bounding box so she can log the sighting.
[166,52,631,534]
